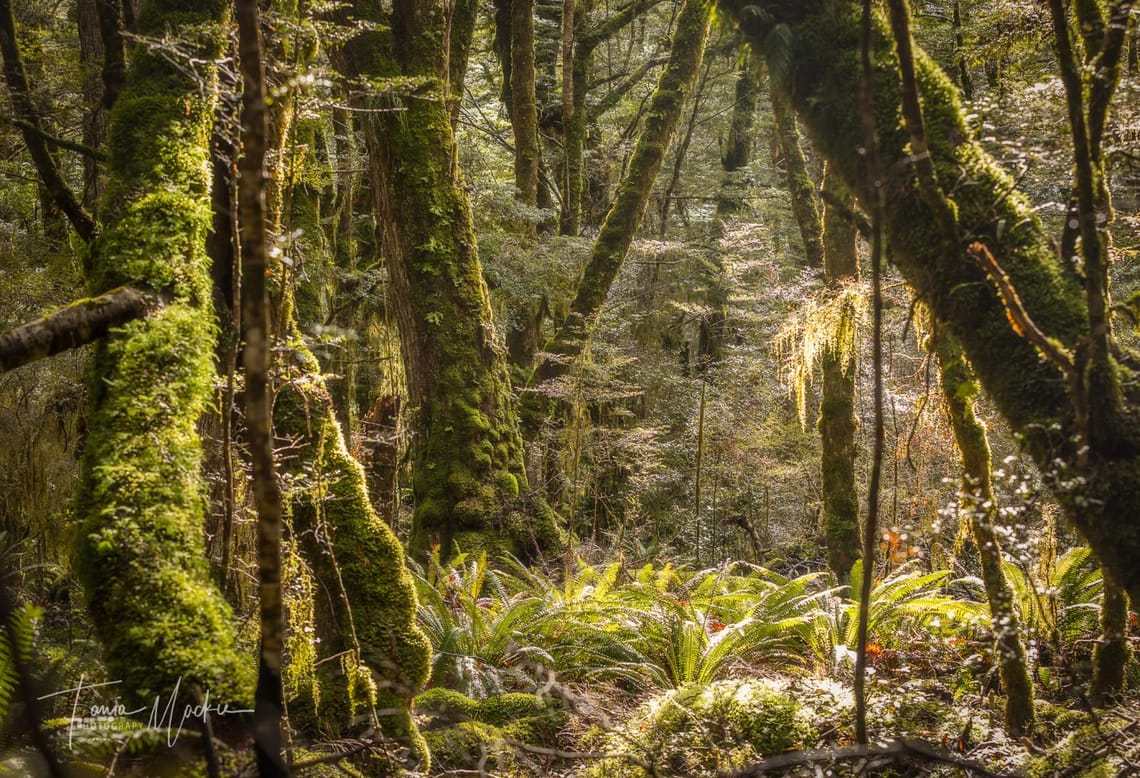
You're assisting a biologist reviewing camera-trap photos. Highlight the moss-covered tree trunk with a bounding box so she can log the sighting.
[346,0,562,560]
[770,86,824,267]
[1090,569,1130,705]
[715,53,758,218]
[74,0,254,710]
[819,170,860,583]
[536,0,714,384]
[511,0,541,206]
[273,351,431,765]
[934,329,1034,738]
[719,0,1140,604]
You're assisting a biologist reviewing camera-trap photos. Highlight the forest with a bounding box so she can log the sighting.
[0,0,1138,774]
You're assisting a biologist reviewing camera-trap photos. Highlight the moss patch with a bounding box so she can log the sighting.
[584,679,816,777]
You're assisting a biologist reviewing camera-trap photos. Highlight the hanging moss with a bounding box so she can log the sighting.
[74,0,254,711]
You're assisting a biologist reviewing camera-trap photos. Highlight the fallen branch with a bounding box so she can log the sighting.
[0,287,153,373]
[726,737,1014,777]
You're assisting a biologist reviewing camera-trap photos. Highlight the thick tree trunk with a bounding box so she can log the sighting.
[819,170,860,583]
[720,0,1140,604]
[73,0,254,710]
[274,356,431,764]
[537,0,714,384]
[347,0,563,560]
[934,329,1034,738]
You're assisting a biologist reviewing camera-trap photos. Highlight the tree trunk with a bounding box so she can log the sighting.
[715,53,758,218]
[719,0,1140,604]
[1090,569,1130,705]
[536,0,715,384]
[770,85,824,268]
[73,0,254,711]
[273,357,431,765]
[819,170,860,583]
[236,0,287,769]
[934,328,1034,738]
[347,0,563,560]
[511,0,541,205]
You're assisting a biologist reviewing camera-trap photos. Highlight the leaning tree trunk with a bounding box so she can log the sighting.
[770,86,824,268]
[819,170,860,583]
[346,0,563,560]
[719,0,1140,604]
[934,328,1034,738]
[73,0,254,710]
[535,0,715,385]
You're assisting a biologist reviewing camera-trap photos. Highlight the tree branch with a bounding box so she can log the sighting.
[727,737,1014,778]
[0,0,97,243]
[0,287,152,373]
[10,118,108,160]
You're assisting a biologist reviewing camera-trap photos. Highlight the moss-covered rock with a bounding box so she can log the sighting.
[584,679,816,777]
[415,689,566,774]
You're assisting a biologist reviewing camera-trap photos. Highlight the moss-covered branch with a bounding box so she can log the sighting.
[74,0,254,711]
[0,287,151,373]
[536,0,715,384]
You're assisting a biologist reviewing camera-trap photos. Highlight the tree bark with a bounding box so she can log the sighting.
[934,328,1034,738]
[346,0,563,560]
[718,0,1140,604]
[236,0,287,770]
[536,0,715,384]
[73,0,254,711]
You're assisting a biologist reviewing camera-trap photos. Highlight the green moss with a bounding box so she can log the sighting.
[274,362,430,765]
[73,0,253,713]
[416,690,565,773]
[585,680,815,777]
